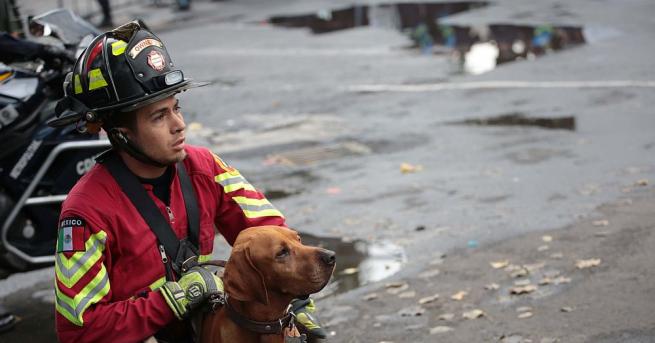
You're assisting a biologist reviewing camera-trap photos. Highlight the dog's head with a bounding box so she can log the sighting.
[223,226,335,305]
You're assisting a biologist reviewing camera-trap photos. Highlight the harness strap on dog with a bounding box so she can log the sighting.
[101,151,200,279]
[224,296,294,335]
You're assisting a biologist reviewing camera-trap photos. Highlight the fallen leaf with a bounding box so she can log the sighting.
[450,291,467,301]
[490,260,510,269]
[462,309,485,319]
[510,284,537,295]
[576,258,601,269]
[542,235,553,242]
[635,179,649,186]
[363,293,378,301]
[429,326,454,334]
[592,219,609,227]
[484,283,500,290]
[398,291,416,298]
[400,162,423,174]
[438,313,455,321]
[560,306,574,313]
[418,294,439,304]
[517,311,533,319]
[340,267,358,275]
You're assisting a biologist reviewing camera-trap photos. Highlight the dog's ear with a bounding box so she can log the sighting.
[223,245,270,305]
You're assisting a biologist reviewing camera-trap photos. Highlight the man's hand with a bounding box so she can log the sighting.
[160,266,224,320]
[291,298,327,339]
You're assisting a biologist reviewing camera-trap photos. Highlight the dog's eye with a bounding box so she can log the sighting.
[276,247,290,258]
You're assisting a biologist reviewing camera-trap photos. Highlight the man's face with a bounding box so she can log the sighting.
[125,95,186,165]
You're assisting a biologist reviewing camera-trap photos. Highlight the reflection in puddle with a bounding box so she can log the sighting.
[301,233,407,298]
[450,112,576,131]
[269,2,585,74]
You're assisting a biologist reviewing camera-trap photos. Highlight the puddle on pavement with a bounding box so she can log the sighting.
[268,2,586,74]
[450,112,576,131]
[301,233,407,298]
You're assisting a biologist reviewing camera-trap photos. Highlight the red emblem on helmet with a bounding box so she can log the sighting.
[147,50,166,71]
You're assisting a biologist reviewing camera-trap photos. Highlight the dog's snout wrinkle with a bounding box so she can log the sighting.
[319,249,336,266]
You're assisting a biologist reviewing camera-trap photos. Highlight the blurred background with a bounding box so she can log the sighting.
[1,0,654,342]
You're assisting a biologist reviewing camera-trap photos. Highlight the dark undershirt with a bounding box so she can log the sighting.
[138,166,173,205]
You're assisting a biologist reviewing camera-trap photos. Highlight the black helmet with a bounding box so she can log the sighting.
[50,21,203,128]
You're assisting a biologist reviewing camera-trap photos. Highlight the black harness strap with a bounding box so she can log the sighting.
[101,152,200,278]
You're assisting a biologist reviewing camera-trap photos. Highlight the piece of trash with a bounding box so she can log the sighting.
[400,162,423,174]
[430,326,454,334]
[490,260,510,269]
[462,309,485,319]
[363,293,378,301]
[450,291,468,301]
[326,187,342,195]
[386,283,410,294]
[538,245,550,252]
[542,235,553,242]
[553,276,572,285]
[560,306,574,313]
[418,268,441,278]
[485,283,500,290]
[514,279,532,286]
[516,306,532,313]
[576,258,601,269]
[539,278,553,285]
[467,240,479,248]
[399,291,416,298]
[510,284,537,295]
[415,225,426,231]
[418,294,440,304]
[510,268,529,278]
[340,267,358,275]
[517,311,533,319]
[438,313,455,321]
[592,219,609,227]
[635,179,649,186]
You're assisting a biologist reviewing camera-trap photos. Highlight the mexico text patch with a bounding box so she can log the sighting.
[57,217,87,253]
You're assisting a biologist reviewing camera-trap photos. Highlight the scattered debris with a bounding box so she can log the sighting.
[485,283,500,290]
[516,306,533,313]
[326,187,342,195]
[514,279,532,286]
[363,293,379,301]
[418,269,441,279]
[415,225,426,231]
[552,276,572,285]
[491,260,510,269]
[517,311,533,319]
[550,252,564,259]
[387,283,410,294]
[594,231,610,237]
[398,306,425,317]
[592,219,609,227]
[450,291,468,301]
[462,309,485,319]
[400,162,423,174]
[510,284,538,295]
[542,235,553,242]
[418,294,440,304]
[540,338,560,343]
[510,267,529,278]
[635,179,649,186]
[524,263,545,272]
[538,245,550,252]
[500,334,530,343]
[575,258,601,269]
[430,326,454,334]
[560,306,574,313]
[398,291,416,298]
[340,267,358,275]
[451,113,576,131]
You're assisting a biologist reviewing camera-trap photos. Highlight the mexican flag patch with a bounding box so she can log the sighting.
[57,217,87,253]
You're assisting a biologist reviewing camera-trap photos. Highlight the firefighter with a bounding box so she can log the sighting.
[51,22,326,342]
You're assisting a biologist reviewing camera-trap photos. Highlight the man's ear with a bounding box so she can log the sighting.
[223,245,269,305]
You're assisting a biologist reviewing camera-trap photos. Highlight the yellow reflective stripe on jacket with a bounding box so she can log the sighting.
[55,264,110,326]
[232,196,283,219]
[55,231,107,288]
[215,170,256,193]
[88,68,108,91]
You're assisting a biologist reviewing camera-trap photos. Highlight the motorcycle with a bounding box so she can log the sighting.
[0,9,110,271]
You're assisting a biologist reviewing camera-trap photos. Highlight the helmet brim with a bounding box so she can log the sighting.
[97,79,209,113]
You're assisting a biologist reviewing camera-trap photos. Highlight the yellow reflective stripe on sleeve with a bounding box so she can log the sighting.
[55,265,110,326]
[215,171,256,193]
[55,231,107,288]
[148,276,166,291]
[232,196,284,219]
[111,40,127,56]
[88,68,108,91]
[74,74,83,94]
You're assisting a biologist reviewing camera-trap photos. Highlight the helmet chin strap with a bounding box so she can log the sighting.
[108,128,169,168]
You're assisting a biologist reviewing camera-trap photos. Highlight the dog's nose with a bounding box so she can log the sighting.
[319,249,336,266]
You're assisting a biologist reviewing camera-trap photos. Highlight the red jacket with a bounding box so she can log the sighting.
[54,145,286,343]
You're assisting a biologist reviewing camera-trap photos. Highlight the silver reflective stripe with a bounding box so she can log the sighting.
[56,270,109,320]
[56,235,106,279]
[235,202,277,212]
[218,175,248,187]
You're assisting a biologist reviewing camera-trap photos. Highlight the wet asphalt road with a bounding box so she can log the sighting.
[1,0,654,341]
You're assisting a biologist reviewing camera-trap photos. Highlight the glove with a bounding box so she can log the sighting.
[291,298,327,339]
[160,266,224,320]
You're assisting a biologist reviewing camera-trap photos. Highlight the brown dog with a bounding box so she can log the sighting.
[200,226,336,343]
